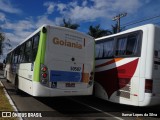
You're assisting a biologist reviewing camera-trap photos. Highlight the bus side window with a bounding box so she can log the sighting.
[96,38,115,59]
[13,48,19,64]
[6,54,9,63]
[96,43,103,59]
[16,47,21,63]
[116,37,127,56]
[8,53,11,63]
[103,39,114,58]
[19,44,25,63]
[115,34,139,56]
[32,33,40,61]
[24,40,32,62]
[126,35,138,55]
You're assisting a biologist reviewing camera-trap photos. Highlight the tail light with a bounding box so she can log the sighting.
[145,79,153,93]
[41,66,47,72]
[88,71,94,87]
[89,71,94,80]
[40,64,48,86]
[42,73,47,78]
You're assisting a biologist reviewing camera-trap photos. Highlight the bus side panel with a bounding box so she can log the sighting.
[150,26,160,105]
[138,27,149,103]
[153,27,160,94]
[95,57,140,105]
[4,64,12,82]
[139,25,156,106]
[33,29,47,82]
[18,63,33,95]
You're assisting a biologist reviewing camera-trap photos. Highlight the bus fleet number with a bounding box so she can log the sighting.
[71,67,81,71]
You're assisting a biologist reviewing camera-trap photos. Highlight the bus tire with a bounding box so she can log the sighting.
[15,75,20,94]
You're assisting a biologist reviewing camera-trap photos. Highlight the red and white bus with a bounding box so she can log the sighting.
[95,24,160,106]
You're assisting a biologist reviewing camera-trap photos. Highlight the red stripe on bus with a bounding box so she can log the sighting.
[95,58,139,99]
[95,58,123,68]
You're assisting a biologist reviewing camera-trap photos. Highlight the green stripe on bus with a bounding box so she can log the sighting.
[33,28,47,82]
[93,40,96,72]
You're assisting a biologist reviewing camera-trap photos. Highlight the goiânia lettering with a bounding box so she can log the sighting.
[53,37,82,49]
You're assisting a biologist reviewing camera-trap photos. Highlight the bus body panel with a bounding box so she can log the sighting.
[139,25,160,106]
[138,26,148,103]
[95,24,160,106]
[151,25,160,102]
[18,63,33,95]
[144,26,154,79]
[40,26,94,95]
[95,57,140,106]
[32,81,92,96]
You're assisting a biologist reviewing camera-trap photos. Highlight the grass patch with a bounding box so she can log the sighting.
[0,86,13,111]
[0,85,17,120]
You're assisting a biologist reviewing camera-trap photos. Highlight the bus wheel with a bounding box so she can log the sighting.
[15,75,20,94]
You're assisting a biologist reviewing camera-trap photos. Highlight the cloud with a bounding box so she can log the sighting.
[0,15,56,61]
[2,20,35,32]
[110,0,142,13]
[57,3,66,13]
[82,0,88,7]
[1,0,147,52]
[144,0,152,4]
[0,0,21,14]
[45,0,143,23]
[1,14,56,48]
[0,12,6,21]
[43,2,55,14]
[36,15,55,27]
[1,19,36,48]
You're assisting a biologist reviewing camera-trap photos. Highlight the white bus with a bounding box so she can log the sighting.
[4,25,95,97]
[95,24,160,106]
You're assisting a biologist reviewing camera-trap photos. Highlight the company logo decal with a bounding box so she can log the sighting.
[53,37,82,49]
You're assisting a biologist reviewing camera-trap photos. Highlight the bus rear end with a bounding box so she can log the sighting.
[33,25,94,96]
[139,24,160,106]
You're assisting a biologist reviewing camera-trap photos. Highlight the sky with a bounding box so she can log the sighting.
[0,0,160,60]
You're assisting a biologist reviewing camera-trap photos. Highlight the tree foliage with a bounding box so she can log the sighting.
[0,28,12,58]
[61,18,80,30]
[0,31,5,55]
[111,23,125,34]
[88,24,112,38]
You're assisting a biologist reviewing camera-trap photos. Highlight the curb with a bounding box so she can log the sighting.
[0,81,23,120]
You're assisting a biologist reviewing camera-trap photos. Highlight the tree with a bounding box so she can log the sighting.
[111,23,125,34]
[0,28,12,59]
[61,18,80,30]
[0,31,5,56]
[88,24,112,38]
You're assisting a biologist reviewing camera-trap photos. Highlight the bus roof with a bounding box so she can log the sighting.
[7,24,93,54]
[95,24,160,41]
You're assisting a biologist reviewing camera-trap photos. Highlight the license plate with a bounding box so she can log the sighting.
[66,83,75,87]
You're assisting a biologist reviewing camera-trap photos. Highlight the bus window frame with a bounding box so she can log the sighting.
[95,30,143,60]
[5,31,40,65]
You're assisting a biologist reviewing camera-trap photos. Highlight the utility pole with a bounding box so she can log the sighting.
[112,13,127,32]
